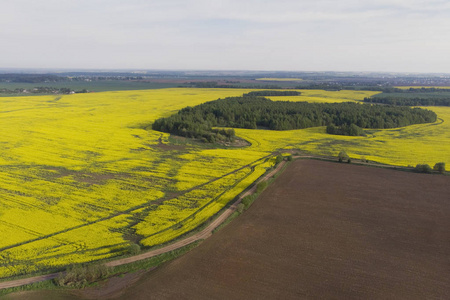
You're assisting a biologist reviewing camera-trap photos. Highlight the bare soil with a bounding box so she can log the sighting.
[2,272,146,300]
[154,142,186,151]
[45,166,129,185]
[5,160,450,299]
[112,160,450,299]
[71,271,147,299]
[162,135,251,149]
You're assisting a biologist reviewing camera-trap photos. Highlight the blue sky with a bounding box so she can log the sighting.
[2,0,450,73]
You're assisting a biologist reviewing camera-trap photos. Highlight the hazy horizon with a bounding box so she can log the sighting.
[1,68,450,77]
[2,0,450,73]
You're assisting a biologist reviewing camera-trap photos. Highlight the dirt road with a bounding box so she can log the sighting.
[0,160,287,290]
[111,159,450,299]
[107,159,286,267]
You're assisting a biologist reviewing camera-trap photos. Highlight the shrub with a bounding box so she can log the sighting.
[414,164,432,173]
[256,181,268,193]
[55,264,111,288]
[275,154,284,165]
[433,162,446,174]
[241,195,255,208]
[287,154,293,161]
[236,203,245,214]
[128,243,141,255]
[338,151,349,163]
[360,156,369,163]
[327,123,365,136]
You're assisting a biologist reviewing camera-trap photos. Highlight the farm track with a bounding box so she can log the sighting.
[0,155,286,290]
[0,154,272,253]
[0,153,420,291]
[112,159,450,299]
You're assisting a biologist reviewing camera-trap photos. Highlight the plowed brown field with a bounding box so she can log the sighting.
[117,160,450,299]
[7,160,450,299]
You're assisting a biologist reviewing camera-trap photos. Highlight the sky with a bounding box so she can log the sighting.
[1,0,450,73]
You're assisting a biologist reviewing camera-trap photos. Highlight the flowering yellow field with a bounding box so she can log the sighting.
[240,90,449,166]
[0,88,448,278]
[269,89,379,103]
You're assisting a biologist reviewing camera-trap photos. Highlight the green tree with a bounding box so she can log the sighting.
[433,162,446,174]
[275,154,284,165]
[241,195,254,209]
[414,164,432,173]
[256,181,268,193]
[236,203,245,214]
[54,264,111,288]
[338,151,349,163]
[128,243,141,255]
[151,96,437,142]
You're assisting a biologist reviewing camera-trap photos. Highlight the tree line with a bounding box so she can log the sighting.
[0,74,64,83]
[243,90,301,97]
[414,162,445,174]
[383,87,450,93]
[185,81,283,89]
[364,97,450,106]
[364,87,450,106]
[0,87,89,95]
[151,96,437,142]
[294,85,406,92]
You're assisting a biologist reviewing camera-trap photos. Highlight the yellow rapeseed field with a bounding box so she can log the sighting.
[0,88,448,278]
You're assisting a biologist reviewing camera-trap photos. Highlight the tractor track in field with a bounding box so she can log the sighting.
[0,154,272,254]
[0,153,411,291]
[0,154,285,290]
[106,158,287,268]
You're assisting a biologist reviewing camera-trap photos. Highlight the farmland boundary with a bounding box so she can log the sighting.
[0,151,446,292]
[0,154,287,291]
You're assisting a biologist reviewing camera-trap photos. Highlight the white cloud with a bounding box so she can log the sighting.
[1,0,450,72]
